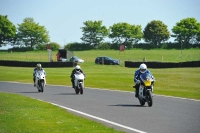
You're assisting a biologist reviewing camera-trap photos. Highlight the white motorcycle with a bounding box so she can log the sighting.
[135,73,154,107]
[35,70,46,92]
[73,71,85,94]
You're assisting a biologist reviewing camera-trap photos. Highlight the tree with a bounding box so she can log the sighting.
[17,18,50,48]
[0,15,16,47]
[171,18,200,45]
[143,20,170,47]
[109,22,143,49]
[197,32,200,44]
[80,20,109,47]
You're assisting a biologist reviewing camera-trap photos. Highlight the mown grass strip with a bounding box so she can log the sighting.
[0,66,200,100]
[0,49,200,63]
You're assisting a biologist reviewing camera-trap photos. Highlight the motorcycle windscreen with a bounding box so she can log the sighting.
[140,73,153,86]
[75,71,82,75]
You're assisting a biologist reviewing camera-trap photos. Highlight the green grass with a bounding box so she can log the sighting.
[0,49,200,132]
[0,92,124,133]
[1,49,200,64]
[0,66,200,100]
[0,49,200,99]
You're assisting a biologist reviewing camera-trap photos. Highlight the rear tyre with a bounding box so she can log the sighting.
[75,87,79,94]
[138,97,145,106]
[146,91,153,107]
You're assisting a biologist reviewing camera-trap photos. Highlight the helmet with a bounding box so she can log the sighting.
[139,63,147,73]
[36,63,42,69]
[75,65,81,71]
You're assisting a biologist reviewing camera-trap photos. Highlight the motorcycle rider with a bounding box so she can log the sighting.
[134,63,154,97]
[70,65,84,88]
[33,63,46,86]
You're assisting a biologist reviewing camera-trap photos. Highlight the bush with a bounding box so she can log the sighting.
[97,42,111,50]
[65,42,93,51]
[8,47,34,52]
[36,42,61,51]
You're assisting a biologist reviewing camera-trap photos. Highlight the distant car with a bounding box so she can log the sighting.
[95,56,119,65]
[70,56,84,63]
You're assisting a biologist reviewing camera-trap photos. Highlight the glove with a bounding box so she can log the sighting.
[136,80,140,84]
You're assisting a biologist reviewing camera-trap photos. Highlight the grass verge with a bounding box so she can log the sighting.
[0,92,124,133]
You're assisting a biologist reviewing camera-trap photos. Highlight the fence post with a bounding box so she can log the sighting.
[143,57,146,62]
[10,50,12,58]
[26,51,27,59]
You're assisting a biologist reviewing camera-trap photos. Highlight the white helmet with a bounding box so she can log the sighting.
[36,63,42,69]
[75,65,81,71]
[139,63,147,73]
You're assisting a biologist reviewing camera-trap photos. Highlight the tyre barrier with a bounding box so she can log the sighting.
[0,60,73,68]
[125,61,200,68]
[0,60,199,68]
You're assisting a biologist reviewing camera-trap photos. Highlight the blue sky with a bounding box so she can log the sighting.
[0,0,200,49]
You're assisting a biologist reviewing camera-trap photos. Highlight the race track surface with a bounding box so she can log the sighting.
[0,82,200,133]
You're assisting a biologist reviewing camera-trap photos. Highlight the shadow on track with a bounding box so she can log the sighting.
[108,104,148,107]
[19,92,39,93]
[54,93,77,95]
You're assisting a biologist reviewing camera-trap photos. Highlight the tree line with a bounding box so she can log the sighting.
[0,15,200,51]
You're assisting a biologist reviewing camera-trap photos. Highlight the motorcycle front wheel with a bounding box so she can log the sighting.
[146,91,153,107]
[40,81,44,92]
[79,84,83,94]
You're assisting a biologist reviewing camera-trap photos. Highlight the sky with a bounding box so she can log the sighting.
[0,0,200,49]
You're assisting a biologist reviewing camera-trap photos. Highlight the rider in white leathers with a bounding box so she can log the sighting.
[70,65,84,88]
[33,63,46,86]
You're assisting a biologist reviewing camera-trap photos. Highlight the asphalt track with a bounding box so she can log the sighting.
[0,81,200,133]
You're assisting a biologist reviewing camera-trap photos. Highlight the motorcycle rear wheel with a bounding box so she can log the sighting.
[75,87,79,94]
[138,97,145,106]
[146,91,153,107]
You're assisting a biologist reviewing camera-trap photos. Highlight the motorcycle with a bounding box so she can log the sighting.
[35,70,46,92]
[73,71,85,94]
[135,73,154,107]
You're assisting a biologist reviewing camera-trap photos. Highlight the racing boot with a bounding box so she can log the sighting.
[135,86,139,98]
[72,82,75,88]
[34,81,37,87]
[33,78,36,87]
[135,91,138,98]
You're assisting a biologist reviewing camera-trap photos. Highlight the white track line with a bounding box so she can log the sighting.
[49,102,147,133]
[1,81,199,132]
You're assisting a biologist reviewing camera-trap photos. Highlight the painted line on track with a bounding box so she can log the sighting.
[48,102,147,133]
[1,81,199,132]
